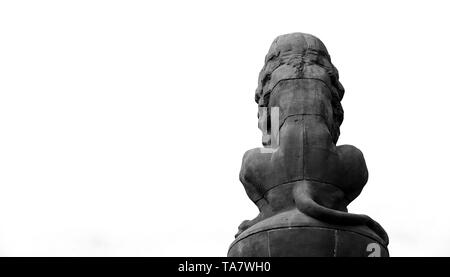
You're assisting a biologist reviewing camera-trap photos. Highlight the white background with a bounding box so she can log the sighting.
[0,1,449,256]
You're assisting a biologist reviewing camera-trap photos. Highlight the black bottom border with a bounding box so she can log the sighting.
[0,257,448,274]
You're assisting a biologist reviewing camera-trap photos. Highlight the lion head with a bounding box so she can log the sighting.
[255,32,345,144]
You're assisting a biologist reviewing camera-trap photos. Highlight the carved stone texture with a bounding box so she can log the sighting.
[228,33,389,257]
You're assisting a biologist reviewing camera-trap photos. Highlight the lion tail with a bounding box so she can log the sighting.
[293,180,389,245]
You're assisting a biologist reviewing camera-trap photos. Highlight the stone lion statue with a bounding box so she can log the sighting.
[236,32,389,245]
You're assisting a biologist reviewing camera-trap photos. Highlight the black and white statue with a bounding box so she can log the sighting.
[228,33,389,257]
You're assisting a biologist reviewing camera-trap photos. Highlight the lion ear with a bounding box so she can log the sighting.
[265,49,280,63]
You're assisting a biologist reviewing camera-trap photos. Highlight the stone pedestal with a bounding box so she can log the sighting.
[228,209,389,257]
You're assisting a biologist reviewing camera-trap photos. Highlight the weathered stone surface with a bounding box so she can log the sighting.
[229,33,389,257]
[228,209,389,257]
